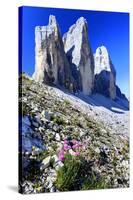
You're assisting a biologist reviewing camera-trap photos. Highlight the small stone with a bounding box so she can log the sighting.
[38,127,44,133]
[25,151,30,156]
[47,181,53,189]
[121,160,128,168]
[101,129,107,134]
[32,147,41,156]
[79,130,85,137]
[41,110,49,121]
[34,115,42,125]
[48,122,54,129]
[95,147,100,154]
[53,125,59,132]
[32,121,39,128]
[40,156,51,170]
[52,154,59,164]
[55,161,64,170]
[45,111,50,121]
[33,107,38,112]
[50,186,56,193]
[55,133,60,141]
[21,181,34,194]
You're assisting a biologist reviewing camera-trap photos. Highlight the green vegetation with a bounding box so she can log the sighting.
[52,116,66,125]
[55,153,109,191]
[21,102,31,116]
[36,150,49,161]
[55,154,82,191]
[81,174,109,190]
[19,73,129,193]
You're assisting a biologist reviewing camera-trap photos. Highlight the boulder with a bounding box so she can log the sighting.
[20,117,45,152]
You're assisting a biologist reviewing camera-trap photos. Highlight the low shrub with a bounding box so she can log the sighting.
[81,173,109,190]
[55,154,82,191]
[53,116,66,125]
[55,153,110,191]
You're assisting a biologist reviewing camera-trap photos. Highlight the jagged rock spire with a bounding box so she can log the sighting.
[33,15,74,88]
[32,15,123,101]
[94,46,116,99]
[63,17,94,95]
[49,15,57,26]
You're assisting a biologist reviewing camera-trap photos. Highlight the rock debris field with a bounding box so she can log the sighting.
[19,74,129,194]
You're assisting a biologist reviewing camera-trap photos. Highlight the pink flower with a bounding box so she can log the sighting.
[72,143,80,149]
[71,139,77,145]
[73,152,80,156]
[58,149,65,161]
[64,139,68,144]
[72,140,81,145]
[77,141,82,146]
[63,143,71,151]
[73,141,82,148]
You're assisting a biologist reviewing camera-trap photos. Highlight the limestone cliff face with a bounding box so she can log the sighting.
[94,46,116,99]
[63,17,94,95]
[33,15,73,87]
[32,15,126,101]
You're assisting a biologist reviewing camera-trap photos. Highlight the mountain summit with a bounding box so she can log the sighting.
[94,46,116,99]
[33,15,128,105]
[63,17,94,95]
[33,15,74,87]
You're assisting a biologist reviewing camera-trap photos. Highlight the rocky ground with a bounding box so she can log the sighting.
[19,74,129,194]
[52,85,129,136]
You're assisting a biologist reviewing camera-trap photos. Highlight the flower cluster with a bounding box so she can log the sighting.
[58,138,82,161]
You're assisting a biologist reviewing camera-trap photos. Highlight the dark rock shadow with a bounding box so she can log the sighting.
[55,84,129,114]
[42,67,129,114]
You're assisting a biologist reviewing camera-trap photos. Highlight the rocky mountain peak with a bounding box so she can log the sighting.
[63,17,94,95]
[94,46,116,99]
[48,15,57,26]
[76,16,87,26]
[63,17,88,59]
[32,15,127,102]
[94,46,116,75]
[33,15,74,88]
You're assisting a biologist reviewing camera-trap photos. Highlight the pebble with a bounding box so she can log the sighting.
[95,147,100,154]
[40,156,51,170]
[55,133,61,141]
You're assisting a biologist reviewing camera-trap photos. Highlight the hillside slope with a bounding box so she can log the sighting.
[19,74,129,194]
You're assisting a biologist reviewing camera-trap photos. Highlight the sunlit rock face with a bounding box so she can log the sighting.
[33,15,73,87]
[63,17,94,95]
[32,15,126,102]
[94,46,116,99]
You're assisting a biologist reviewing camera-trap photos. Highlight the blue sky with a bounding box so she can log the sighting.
[20,6,129,97]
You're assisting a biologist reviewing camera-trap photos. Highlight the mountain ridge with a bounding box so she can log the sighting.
[33,15,129,105]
